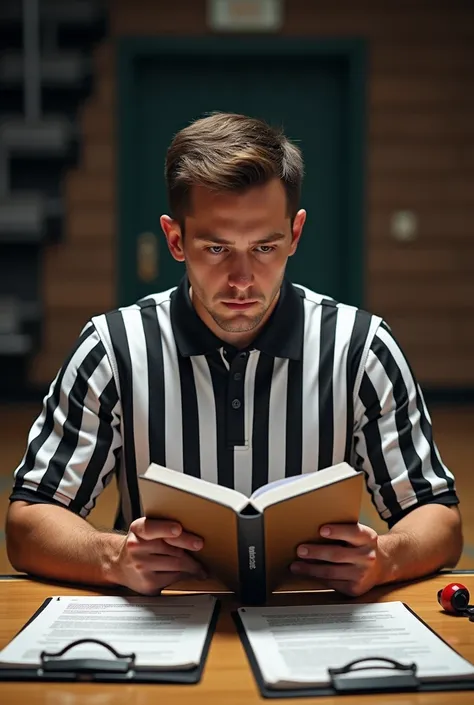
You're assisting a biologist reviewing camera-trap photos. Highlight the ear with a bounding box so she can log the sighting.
[289,209,306,256]
[160,215,185,262]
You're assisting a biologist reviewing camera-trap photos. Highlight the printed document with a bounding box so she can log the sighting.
[0,594,217,670]
[237,601,474,689]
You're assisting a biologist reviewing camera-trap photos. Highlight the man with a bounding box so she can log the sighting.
[6,112,462,597]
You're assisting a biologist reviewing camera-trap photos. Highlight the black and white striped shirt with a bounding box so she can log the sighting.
[11,276,458,530]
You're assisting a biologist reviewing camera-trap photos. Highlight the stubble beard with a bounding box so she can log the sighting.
[204,279,283,334]
[209,308,267,333]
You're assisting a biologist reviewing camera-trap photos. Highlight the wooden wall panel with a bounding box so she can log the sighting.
[370,278,474,312]
[370,109,474,141]
[80,101,114,140]
[370,210,474,243]
[370,77,472,106]
[370,180,474,206]
[82,142,115,172]
[371,146,474,173]
[369,246,474,275]
[43,242,115,279]
[65,171,114,206]
[30,0,474,388]
[66,207,115,243]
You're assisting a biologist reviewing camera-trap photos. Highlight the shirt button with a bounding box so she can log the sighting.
[239,352,247,359]
[231,398,241,410]
[233,372,242,381]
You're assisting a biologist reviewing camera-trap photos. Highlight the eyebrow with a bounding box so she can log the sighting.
[194,232,287,245]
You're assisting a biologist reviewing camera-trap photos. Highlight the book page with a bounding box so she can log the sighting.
[249,462,358,512]
[250,474,308,500]
[238,601,474,689]
[0,594,217,670]
[141,463,249,511]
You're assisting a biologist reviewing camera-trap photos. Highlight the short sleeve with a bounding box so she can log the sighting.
[9,322,122,518]
[353,321,459,528]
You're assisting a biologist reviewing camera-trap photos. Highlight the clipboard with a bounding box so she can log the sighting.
[232,605,474,698]
[0,596,220,683]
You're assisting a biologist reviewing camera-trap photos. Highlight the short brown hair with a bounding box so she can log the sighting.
[165,112,304,223]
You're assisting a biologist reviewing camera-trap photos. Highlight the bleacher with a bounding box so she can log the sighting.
[0,0,106,398]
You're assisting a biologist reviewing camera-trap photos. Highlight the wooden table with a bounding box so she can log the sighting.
[1,572,474,704]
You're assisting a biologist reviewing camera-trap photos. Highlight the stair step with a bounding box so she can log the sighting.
[0,334,31,355]
[0,193,62,242]
[0,81,93,117]
[0,296,40,335]
[0,117,76,156]
[10,158,65,197]
[0,297,20,334]
[45,197,64,220]
[0,0,103,25]
[0,194,46,241]
[0,52,91,86]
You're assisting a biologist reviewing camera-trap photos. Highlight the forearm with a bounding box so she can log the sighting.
[6,501,125,587]
[377,504,463,585]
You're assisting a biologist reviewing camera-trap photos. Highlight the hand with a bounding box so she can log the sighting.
[290,523,386,597]
[112,517,206,595]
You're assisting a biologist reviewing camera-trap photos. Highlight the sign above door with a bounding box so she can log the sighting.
[206,0,283,32]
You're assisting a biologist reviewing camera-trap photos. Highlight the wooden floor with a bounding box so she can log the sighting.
[1,403,473,574]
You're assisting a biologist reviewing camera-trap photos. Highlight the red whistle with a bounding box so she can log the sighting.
[437,582,470,614]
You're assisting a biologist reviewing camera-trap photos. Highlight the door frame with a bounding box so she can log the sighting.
[117,36,367,307]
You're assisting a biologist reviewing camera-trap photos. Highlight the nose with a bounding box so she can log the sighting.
[227,254,254,291]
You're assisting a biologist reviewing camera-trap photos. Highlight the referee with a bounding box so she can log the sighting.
[6,113,462,597]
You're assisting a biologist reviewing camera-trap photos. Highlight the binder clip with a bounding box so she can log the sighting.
[328,656,419,693]
[40,638,136,680]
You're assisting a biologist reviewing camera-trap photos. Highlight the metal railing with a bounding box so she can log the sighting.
[22,0,42,123]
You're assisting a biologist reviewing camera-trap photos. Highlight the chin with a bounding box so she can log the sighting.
[218,316,262,333]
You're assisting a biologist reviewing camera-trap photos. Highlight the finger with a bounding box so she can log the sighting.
[319,523,378,547]
[130,517,182,541]
[140,571,209,595]
[137,553,206,577]
[129,538,185,558]
[138,572,184,595]
[296,543,375,565]
[326,580,367,597]
[163,531,204,552]
[290,560,357,583]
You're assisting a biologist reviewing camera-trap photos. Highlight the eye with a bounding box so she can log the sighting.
[207,246,226,255]
[255,245,275,254]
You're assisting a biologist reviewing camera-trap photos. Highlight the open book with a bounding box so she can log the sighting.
[235,601,474,693]
[138,462,364,604]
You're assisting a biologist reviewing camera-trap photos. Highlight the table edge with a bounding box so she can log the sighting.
[1,569,474,583]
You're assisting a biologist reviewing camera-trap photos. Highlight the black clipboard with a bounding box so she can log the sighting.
[232,604,474,698]
[0,596,220,683]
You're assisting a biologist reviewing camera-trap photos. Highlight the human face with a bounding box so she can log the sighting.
[161,179,306,348]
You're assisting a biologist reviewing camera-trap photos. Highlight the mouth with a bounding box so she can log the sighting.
[221,300,258,310]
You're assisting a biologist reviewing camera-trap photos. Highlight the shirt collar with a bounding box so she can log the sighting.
[170,275,304,361]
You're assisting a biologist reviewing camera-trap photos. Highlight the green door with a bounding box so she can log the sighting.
[118,40,365,307]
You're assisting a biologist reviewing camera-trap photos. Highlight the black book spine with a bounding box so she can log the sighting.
[237,510,266,605]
